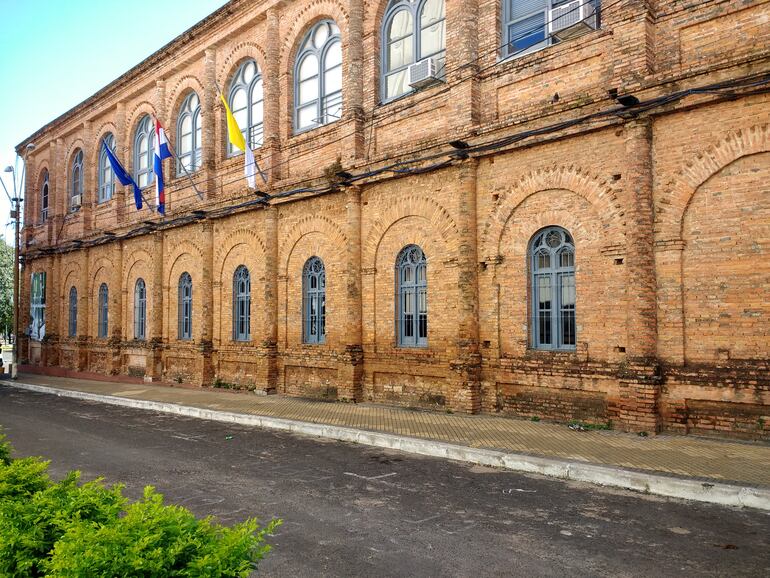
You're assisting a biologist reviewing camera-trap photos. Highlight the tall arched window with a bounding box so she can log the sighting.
[178,272,193,340]
[294,20,342,133]
[68,286,78,337]
[134,278,146,340]
[98,283,109,339]
[40,170,49,222]
[134,115,155,188]
[381,0,445,101]
[302,257,326,344]
[70,149,84,210]
[233,266,250,342]
[177,92,202,174]
[396,245,427,347]
[98,133,115,203]
[530,226,576,350]
[228,60,264,154]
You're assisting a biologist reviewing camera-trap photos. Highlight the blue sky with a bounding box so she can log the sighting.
[0,0,227,243]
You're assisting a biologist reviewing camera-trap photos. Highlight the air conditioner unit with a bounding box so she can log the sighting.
[408,57,442,90]
[71,194,82,210]
[548,0,598,41]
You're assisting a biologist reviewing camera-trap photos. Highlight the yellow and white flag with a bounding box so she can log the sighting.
[219,93,257,189]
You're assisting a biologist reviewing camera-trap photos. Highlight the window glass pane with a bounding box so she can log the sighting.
[324,64,342,95]
[231,87,247,112]
[299,54,319,81]
[388,36,414,71]
[299,77,319,105]
[389,9,413,41]
[251,78,264,104]
[243,61,256,83]
[560,250,574,268]
[420,20,445,59]
[386,70,410,98]
[297,105,317,129]
[313,22,329,48]
[508,12,546,53]
[181,132,193,154]
[420,0,445,26]
[251,100,263,125]
[325,41,342,69]
[510,0,546,20]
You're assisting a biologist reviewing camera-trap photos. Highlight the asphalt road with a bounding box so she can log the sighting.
[1,385,768,577]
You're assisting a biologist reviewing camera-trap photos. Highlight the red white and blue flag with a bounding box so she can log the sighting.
[154,118,172,215]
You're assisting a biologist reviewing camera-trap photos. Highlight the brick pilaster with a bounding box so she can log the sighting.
[263,8,282,183]
[203,50,217,199]
[261,205,279,393]
[346,0,366,159]
[199,220,215,385]
[340,185,364,400]
[115,101,127,224]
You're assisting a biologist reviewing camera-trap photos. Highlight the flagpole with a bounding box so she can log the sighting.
[214,81,268,186]
[152,115,204,200]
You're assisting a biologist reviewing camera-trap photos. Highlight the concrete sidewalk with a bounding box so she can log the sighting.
[2,373,769,510]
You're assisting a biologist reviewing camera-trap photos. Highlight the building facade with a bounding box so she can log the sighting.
[17,0,770,438]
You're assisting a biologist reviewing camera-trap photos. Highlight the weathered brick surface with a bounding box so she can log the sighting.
[16,0,770,437]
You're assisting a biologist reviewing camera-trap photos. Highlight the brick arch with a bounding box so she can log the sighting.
[278,2,349,69]
[217,42,268,88]
[363,194,459,268]
[35,165,50,189]
[122,249,154,286]
[125,101,157,136]
[480,165,622,260]
[89,122,117,169]
[279,214,347,275]
[166,75,206,123]
[656,123,770,240]
[63,138,86,170]
[165,240,204,287]
[214,227,267,280]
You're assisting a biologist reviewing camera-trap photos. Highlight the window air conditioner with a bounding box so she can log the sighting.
[71,194,82,209]
[548,0,598,41]
[408,57,442,90]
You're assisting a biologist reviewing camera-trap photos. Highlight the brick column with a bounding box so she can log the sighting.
[450,160,482,413]
[199,220,215,385]
[339,185,364,400]
[115,101,127,224]
[49,138,65,244]
[615,117,660,433]
[81,121,93,233]
[346,0,365,159]
[148,231,164,380]
[261,205,279,393]
[446,0,480,135]
[203,49,217,199]
[263,8,282,183]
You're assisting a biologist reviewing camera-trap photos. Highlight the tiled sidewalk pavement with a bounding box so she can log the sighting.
[3,373,769,488]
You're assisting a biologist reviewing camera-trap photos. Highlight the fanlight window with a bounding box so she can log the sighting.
[134,278,147,340]
[98,283,109,338]
[302,257,326,344]
[294,20,343,132]
[382,0,445,101]
[530,226,576,350]
[178,272,193,340]
[396,245,427,347]
[233,266,251,342]
[228,60,264,154]
[68,286,78,337]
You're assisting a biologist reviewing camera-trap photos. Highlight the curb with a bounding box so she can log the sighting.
[4,380,770,511]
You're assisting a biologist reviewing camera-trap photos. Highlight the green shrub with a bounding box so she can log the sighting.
[0,432,279,577]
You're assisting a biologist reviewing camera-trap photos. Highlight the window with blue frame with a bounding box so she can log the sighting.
[396,245,427,347]
[233,266,251,342]
[228,60,264,154]
[98,283,109,339]
[176,92,202,174]
[530,227,576,350]
[294,20,342,132]
[302,257,326,344]
[178,272,193,340]
[69,149,83,211]
[68,286,78,337]
[98,133,115,203]
[134,115,155,188]
[134,278,146,340]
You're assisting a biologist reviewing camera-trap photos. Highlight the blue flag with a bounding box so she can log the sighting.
[102,141,143,210]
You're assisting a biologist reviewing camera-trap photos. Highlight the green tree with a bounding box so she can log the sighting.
[0,236,13,341]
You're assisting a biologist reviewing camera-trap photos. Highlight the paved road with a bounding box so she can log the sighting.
[1,385,768,577]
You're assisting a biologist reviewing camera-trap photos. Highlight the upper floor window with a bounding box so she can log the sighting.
[530,226,576,350]
[134,115,155,189]
[134,278,146,340]
[381,0,445,101]
[502,0,599,59]
[98,283,109,339]
[177,92,202,174]
[294,20,342,133]
[228,60,264,154]
[233,265,251,342]
[98,133,115,203]
[302,257,326,344]
[70,149,83,211]
[396,245,427,347]
[178,272,192,340]
[68,286,78,337]
[40,170,49,222]
[30,272,46,342]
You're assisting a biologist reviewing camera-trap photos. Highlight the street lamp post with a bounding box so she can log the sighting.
[3,142,34,378]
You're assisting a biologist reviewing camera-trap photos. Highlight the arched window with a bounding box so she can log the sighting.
[134,115,155,189]
[134,278,146,340]
[98,133,115,203]
[177,92,202,174]
[302,257,326,344]
[381,0,445,101]
[530,226,576,350]
[228,60,264,155]
[502,0,599,59]
[233,266,250,342]
[40,170,49,222]
[294,20,342,133]
[178,272,193,340]
[68,286,78,337]
[98,283,109,339]
[70,149,84,210]
[396,245,427,347]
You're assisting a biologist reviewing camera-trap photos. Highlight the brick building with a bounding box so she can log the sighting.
[16,0,770,437]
